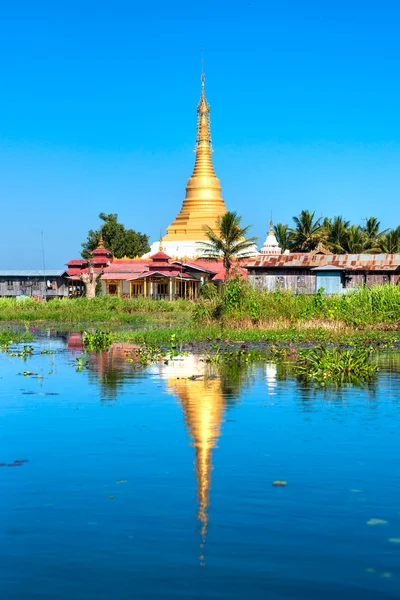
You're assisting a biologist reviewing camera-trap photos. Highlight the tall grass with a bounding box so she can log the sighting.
[0,297,193,322]
[193,279,400,327]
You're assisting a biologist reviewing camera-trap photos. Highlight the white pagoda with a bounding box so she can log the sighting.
[260,220,282,256]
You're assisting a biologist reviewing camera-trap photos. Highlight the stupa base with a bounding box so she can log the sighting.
[144,239,260,260]
[144,239,205,259]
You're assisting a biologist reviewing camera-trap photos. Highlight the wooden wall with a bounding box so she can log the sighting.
[0,277,69,297]
[248,270,400,294]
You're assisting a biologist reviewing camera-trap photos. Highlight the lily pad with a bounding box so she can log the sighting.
[367,518,388,526]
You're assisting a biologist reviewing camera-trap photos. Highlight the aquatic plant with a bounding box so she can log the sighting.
[75,357,89,371]
[83,330,113,352]
[0,330,34,347]
[293,345,378,386]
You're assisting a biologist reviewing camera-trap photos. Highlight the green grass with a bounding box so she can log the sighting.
[0,297,193,322]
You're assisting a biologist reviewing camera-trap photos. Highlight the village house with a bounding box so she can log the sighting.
[244,223,400,294]
[0,270,69,298]
[245,253,400,294]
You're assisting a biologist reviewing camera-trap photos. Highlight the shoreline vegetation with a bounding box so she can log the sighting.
[0,283,398,347]
[1,282,399,388]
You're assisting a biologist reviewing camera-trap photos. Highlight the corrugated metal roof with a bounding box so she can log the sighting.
[246,254,400,271]
[311,265,345,271]
[0,270,67,277]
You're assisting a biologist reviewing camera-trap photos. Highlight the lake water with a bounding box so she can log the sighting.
[1,333,400,599]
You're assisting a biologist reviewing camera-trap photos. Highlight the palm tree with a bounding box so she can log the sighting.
[380,226,400,253]
[343,225,365,254]
[199,211,258,281]
[362,216,388,253]
[324,216,351,254]
[289,210,323,252]
[273,223,292,252]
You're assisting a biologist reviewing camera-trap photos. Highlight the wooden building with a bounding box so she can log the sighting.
[0,270,69,298]
[245,254,400,294]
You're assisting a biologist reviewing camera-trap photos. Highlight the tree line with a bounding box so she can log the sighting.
[274,210,400,254]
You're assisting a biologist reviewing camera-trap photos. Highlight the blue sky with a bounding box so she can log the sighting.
[0,0,399,268]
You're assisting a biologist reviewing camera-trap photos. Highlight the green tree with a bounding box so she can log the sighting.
[343,225,365,253]
[379,226,400,253]
[199,211,258,280]
[81,213,150,259]
[289,210,323,252]
[361,216,388,253]
[273,223,291,252]
[323,215,351,253]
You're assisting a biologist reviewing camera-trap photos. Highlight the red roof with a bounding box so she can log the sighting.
[150,251,171,260]
[65,259,87,266]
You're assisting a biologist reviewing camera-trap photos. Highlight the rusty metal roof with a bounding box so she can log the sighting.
[246,254,400,271]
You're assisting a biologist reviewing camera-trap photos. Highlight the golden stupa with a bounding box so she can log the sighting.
[163,71,227,244]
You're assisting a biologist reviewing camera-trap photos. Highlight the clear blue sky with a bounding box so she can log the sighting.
[1,0,399,268]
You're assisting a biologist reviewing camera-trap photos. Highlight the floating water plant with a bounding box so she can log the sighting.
[75,357,89,371]
[83,330,113,352]
[294,345,378,386]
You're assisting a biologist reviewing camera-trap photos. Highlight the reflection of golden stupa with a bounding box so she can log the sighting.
[149,71,227,258]
[155,356,225,563]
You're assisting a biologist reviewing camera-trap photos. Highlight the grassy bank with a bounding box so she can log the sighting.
[0,284,399,336]
[0,297,193,323]
[194,281,400,326]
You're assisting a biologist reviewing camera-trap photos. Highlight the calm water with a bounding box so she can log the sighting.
[1,334,400,600]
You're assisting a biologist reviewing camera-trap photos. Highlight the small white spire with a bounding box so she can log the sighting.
[260,218,282,256]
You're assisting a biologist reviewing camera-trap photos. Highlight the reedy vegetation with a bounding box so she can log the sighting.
[274,210,399,253]
[194,277,400,327]
[1,282,400,332]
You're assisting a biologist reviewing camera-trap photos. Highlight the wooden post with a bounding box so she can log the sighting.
[169,277,173,301]
[144,278,147,298]
[150,280,153,299]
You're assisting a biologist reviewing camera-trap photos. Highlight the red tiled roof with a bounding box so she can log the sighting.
[150,251,171,260]
[92,247,112,255]
[66,259,87,266]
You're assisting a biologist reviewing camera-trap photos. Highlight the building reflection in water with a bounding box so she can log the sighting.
[151,355,226,565]
[265,362,278,396]
[66,333,142,400]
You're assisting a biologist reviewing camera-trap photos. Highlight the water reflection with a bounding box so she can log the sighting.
[265,362,277,396]
[151,356,225,564]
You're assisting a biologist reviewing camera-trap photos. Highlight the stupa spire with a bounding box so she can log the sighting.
[162,69,227,244]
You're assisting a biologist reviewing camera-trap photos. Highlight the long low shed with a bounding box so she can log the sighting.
[245,254,400,294]
[0,270,69,298]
